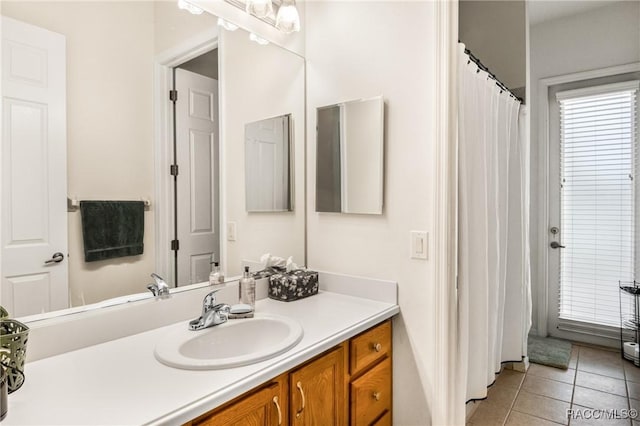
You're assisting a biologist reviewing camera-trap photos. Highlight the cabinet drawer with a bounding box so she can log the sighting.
[350,320,391,375]
[350,357,391,426]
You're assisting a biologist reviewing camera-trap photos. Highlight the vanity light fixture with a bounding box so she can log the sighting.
[249,32,270,45]
[245,0,274,19]
[220,0,302,34]
[217,17,239,31]
[275,0,300,33]
[178,0,204,15]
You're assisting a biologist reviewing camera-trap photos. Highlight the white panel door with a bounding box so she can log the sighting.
[245,116,289,211]
[175,68,219,286]
[1,17,68,316]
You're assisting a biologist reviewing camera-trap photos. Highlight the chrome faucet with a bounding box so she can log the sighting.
[147,273,170,298]
[189,289,231,331]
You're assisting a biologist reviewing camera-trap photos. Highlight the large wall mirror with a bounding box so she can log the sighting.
[316,96,384,215]
[0,1,305,320]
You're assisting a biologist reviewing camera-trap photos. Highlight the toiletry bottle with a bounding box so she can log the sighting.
[238,266,255,317]
[209,261,224,286]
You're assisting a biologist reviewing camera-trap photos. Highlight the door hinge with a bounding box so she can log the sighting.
[171,240,180,251]
[169,89,178,102]
[170,164,179,176]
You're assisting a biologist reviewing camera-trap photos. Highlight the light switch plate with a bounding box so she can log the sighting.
[410,231,428,260]
[227,222,237,241]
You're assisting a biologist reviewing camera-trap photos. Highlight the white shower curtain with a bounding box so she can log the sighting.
[456,43,532,404]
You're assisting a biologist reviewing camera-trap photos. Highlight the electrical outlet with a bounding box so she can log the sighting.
[227,222,237,241]
[410,231,428,260]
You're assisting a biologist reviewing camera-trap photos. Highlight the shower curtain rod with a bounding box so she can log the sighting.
[463,47,523,104]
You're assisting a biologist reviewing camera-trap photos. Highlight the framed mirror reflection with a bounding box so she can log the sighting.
[0,1,306,320]
[316,96,384,215]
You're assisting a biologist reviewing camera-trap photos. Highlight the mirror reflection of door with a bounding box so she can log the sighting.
[1,17,69,316]
[174,51,220,287]
[245,115,291,212]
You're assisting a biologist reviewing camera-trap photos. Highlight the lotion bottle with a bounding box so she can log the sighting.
[209,261,224,286]
[238,266,255,317]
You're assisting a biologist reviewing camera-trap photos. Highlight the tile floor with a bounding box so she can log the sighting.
[467,344,640,425]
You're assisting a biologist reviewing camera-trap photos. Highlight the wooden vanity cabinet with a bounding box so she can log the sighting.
[348,321,392,426]
[187,374,288,426]
[290,345,346,425]
[184,320,392,426]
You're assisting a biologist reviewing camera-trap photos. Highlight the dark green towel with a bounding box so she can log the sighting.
[80,201,144,262]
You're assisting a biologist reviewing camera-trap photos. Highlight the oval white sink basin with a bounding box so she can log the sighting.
[154,314,303,370]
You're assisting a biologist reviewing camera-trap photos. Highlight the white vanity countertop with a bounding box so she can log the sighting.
[6,291,398,425]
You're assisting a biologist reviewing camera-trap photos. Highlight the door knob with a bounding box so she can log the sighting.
[44,252,65,264]
[550,241,565,249]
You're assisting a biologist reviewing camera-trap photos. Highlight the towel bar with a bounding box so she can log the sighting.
[67,197,151,212]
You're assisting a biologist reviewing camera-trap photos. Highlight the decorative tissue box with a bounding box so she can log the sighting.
[251,266,285,280]
[268,269,319,302]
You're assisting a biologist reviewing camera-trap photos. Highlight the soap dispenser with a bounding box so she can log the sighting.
[209,260,224,286]
[230,266,255,318]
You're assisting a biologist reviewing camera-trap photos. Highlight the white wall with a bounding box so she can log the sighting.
[219,27,305,276]
[305,2,437,424]
[154,1,218,55]
[459,0,526,91]
[529,1,640,334]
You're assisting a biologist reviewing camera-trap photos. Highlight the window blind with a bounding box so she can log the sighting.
[557,81,638,328]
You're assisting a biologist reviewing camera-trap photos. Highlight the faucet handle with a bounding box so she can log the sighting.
[151,273,167,288]
[213,303,231,320]
[147,283,159,296]
[202,289,223,312]
[148,273,170,298]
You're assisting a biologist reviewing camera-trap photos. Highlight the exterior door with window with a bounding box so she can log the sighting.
[548,81,638,344]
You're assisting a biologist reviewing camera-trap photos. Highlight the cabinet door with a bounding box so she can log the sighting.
[193,383,284,426]
[290,346,346,425]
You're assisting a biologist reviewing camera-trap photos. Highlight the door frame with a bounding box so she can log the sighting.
[154,30,220,286]
[534,62,640,338]
[433,0,459,424]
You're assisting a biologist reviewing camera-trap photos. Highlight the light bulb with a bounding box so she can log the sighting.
[177,0,204,15]
[245,0,274,18]
[276,0,300,33]
[217,17,239,31]
[249,32,269,46]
